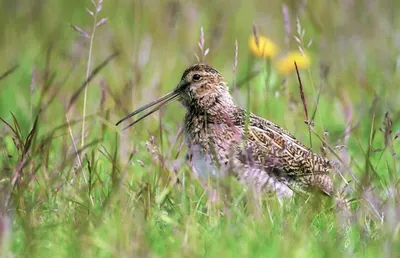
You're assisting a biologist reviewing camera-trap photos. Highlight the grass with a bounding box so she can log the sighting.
[1,0,400,257]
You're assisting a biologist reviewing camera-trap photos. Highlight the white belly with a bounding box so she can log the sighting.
[189,144,220,179]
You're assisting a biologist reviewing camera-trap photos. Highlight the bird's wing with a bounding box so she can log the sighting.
[234,109,334,195]
[234,108,309,149]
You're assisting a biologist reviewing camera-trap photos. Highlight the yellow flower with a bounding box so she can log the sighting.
[248,35,278,59]
[276,51,311,74]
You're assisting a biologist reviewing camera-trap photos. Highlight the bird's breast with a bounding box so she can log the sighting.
[183,119,243,179]
[187,143,220,178]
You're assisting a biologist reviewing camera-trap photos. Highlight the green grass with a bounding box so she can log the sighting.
[1,0,400,257]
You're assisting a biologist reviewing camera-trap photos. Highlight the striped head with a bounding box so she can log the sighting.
[176,64,233,111]
[116,64,234,129]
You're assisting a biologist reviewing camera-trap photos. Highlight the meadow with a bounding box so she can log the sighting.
[0,0,399,257]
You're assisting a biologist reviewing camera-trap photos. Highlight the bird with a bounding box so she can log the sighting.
[116,64,334,198]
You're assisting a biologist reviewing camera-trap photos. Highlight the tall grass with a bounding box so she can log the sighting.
[0,0,399,257]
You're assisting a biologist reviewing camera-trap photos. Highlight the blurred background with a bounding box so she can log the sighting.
[1,0,399,141]
[1,0,400,126]
[0,0,399,257]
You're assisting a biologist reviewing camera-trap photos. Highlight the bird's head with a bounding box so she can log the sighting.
[176,64,231,109]
[116,64,234,129]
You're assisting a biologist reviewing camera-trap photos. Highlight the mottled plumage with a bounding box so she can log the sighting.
[117,64,334,198]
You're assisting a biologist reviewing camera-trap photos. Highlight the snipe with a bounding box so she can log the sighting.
[117,64,334,198]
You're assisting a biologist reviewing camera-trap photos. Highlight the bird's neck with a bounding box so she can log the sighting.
[186,92,237,123]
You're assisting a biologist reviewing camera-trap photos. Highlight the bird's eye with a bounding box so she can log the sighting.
[192,74,201,81]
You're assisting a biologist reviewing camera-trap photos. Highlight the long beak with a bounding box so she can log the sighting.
[116,89,180,130]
